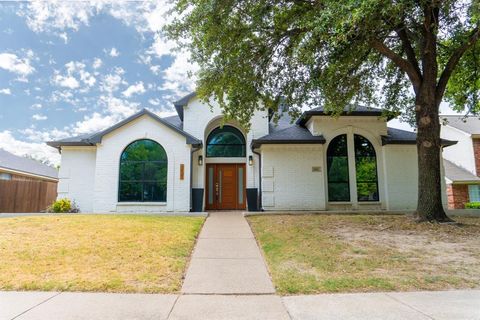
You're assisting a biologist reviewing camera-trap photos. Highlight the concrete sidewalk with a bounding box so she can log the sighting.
[181,211,275,294]
[1,290,479,320]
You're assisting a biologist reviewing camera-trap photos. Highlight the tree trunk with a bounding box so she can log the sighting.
[414,89,453,222]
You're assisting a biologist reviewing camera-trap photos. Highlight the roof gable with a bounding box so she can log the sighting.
[47,109,202,149]
[441,116,480,135]
[173,92,197,121]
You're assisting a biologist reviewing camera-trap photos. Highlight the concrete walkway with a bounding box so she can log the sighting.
[181,211,275,294]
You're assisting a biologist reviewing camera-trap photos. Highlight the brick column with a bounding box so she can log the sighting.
[446,183,469,209]
[473,138,480,176]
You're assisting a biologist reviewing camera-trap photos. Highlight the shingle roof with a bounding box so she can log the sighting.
[381,128,417,145]
[441,115,480,135]
[251,125,326,149]
[47,109,201,149]
[381,127,456,146]
[444,159,480,183]
[296,105,392,126]
[0,149,58,180]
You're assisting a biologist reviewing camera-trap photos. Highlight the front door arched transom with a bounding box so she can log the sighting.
[206,125,246,157]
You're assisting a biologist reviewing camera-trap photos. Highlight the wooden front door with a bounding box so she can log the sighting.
[205,164,246,210]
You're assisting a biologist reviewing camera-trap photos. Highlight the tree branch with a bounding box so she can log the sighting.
[395,23,422,80]
[436,27,480,103]
[370,39,422,91]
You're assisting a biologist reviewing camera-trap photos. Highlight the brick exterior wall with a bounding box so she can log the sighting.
[447,184,469,209]
[473,138,480,176]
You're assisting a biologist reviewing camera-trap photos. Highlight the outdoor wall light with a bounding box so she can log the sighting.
[198,155,203,166]
[248,155,253,166]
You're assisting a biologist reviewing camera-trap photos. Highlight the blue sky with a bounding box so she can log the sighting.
[0,1,459,165]
[0,1,195,164]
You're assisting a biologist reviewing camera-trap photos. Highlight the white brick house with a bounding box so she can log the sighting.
[48,93,454,213]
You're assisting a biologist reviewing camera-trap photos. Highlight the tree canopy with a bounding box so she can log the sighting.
[167,0,479,125]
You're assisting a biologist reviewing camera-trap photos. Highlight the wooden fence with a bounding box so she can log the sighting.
[0,180,57,213]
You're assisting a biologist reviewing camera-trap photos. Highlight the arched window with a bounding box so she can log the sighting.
[206,126,246,157]
[354,135,379,201]
[327,134,350,201]
[119,139,167,202]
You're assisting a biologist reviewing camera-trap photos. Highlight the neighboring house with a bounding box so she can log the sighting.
[47,93,454,213]
[441,116,480,209]
[0,149,58,213]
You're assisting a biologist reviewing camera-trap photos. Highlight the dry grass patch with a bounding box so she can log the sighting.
[248,214,480,295]
[0,215,204,293]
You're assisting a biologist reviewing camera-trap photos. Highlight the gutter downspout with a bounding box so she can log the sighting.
[190,144,202,212]
[252,147,263,211]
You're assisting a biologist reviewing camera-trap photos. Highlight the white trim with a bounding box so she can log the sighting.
[117,202,167,206]
[205,157,247,164]
[0,167,58,182]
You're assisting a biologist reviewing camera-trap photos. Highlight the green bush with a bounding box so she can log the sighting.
[47,198,80,213]
[465,202,480,209]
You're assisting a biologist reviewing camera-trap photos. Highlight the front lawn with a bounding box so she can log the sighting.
[248,214,480,295]
[0,215,204,293]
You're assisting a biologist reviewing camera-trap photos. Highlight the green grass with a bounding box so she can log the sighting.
[0,215,204,293]
[248,214,480,295]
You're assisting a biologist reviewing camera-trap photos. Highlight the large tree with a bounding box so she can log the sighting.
[166,0,480,222]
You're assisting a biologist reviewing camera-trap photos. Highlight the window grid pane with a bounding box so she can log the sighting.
[468,185,480,202]
[354,135,379,202]
[119,139,167,202]
[327,134,350,202]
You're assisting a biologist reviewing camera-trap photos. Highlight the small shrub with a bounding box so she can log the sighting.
[465,202,480,209]
[47,198,80,213]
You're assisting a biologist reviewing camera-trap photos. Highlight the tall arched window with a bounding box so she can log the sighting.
[119,139,167,202]
[327,134,350,201]
[354,134,379,201]
[206,126,246,157]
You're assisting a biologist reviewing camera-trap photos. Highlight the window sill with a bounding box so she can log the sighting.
[358,201,381,205]
[117,202,167,206]
[328,201,382,205]
[328,201,352,205]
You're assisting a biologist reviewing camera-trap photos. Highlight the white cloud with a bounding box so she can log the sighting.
[32,114,48,121]
[31,103,42,109]
[20,126,69,143]
[0,130,61,166]
[109,47,120,57]
[59,32,68,43]
[0,88,11,95]
[53,74,80,89]
[122,81,146,97]
[93,57,102,69]
[99,95,140,117]
[0,53,35,76]
[149,34,176,58]
[53,61,96,90]
[18,1,101,33]
[150,65,161,75]
[72,112,118,135]
[148,98,161,106]
[100,67,126,93]
[152,109,177,118]
[161,51,198,97]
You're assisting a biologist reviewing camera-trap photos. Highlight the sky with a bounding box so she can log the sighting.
[0,1,461,166]
[0,1,196,165]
